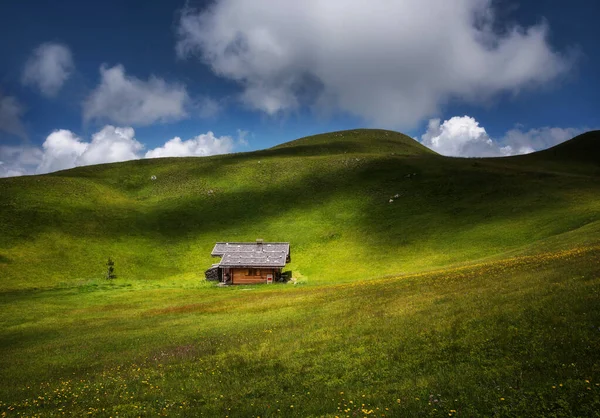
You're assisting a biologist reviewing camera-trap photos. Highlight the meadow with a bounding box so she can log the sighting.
[1,129,599,416]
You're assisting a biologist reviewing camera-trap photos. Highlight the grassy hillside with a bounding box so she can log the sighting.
[532,130,600,164]
[1,245,599,417]
[1,128,599,416]
[0,128,598,290]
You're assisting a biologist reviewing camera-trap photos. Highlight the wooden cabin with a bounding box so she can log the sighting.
[205,240,290,285]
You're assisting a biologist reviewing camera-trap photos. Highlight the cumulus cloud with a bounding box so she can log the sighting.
[0,93,27,139]
[36,129,88,174]
[420,115,587,157]
[79,126,144,166]
[145,131,236,158]
[176,0,572,128]
[0,125,245,177]
[37,126,144,174]
[421,116,498,157]
[83,65,189,126]
[22,43,74,97]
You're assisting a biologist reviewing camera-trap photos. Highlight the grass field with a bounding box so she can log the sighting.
[1,129,599,416]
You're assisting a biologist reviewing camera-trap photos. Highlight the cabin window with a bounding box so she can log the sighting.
[247,268,261,276]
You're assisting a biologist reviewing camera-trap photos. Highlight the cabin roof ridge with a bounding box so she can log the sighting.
[209,241,291,269]
[214,241,290,244]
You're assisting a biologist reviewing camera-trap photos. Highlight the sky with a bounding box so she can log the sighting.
[0,0,598,177]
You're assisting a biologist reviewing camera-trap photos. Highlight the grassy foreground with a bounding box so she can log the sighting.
[1,129,600,416]
[1,245,599,417]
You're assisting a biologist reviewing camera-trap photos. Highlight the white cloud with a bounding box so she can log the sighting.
[176,0,572,128]
[80,126,143,166]
[22,43,74,97]
[0,94,27,139]
[420,115,588,157]
[421,116,497,157]
[145,131,236,158]
[36,126,144,174]
[83,65,189,126]
[0,125,246,177]
[36,129,88,174]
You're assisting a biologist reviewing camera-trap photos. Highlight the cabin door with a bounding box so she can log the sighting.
[223,268,231,283]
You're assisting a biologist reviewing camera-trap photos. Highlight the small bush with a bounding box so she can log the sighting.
[105,257,116,280]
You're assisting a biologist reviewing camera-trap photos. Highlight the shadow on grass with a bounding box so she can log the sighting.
[1,148,599,282]
[3,152,598,243]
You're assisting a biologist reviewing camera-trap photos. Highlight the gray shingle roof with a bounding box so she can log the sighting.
[211,242,290,268]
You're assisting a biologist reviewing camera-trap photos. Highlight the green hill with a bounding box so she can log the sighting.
[0,129,598,290]
[270,128,436,156]
[1,129,599,416]
[533,130,600,163]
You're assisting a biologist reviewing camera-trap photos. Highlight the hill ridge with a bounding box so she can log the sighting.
[525,130,600,163]
[1,125,599,290]
[269,128,437,157]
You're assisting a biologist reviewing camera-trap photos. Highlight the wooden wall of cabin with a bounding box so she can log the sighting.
[231,268,278,284]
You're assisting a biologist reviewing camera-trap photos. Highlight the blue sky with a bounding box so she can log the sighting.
[0,0,598,176]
